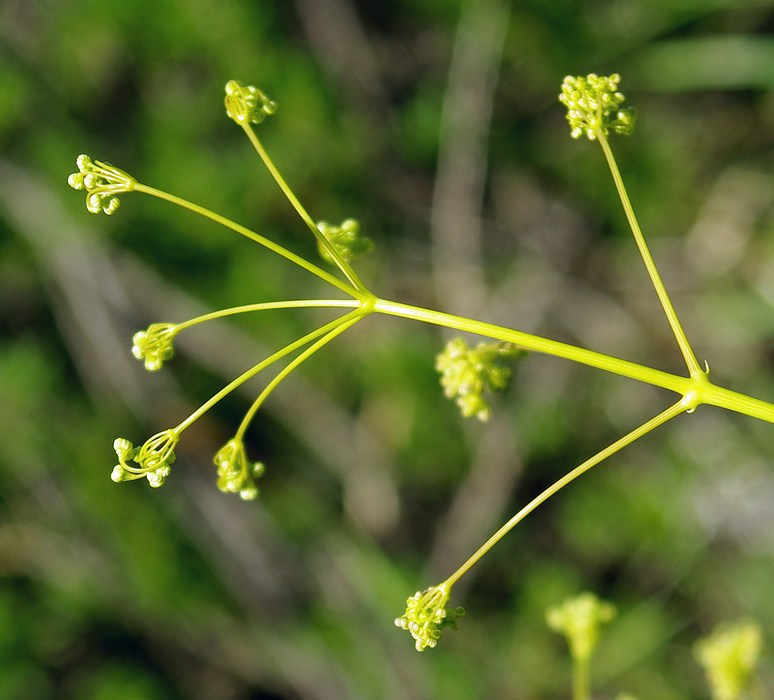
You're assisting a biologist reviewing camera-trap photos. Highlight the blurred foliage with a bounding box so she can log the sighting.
[2,0,774,698]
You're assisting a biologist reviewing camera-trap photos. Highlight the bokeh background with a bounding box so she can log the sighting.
[2,0,774,698]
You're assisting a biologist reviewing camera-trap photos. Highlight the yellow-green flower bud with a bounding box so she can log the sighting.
[316,218,374,264]
[394,583,464,652]
[695,620,763,700]
[559,73,636,141]
[435,337,522,421]
[213,438,265,500]
[68,154,136,215]
[112,430,178,489]
[224,80,277,125]
[546,592,616,662]
[132,323,177,371]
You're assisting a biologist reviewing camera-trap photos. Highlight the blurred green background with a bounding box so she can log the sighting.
[2,0,774,697]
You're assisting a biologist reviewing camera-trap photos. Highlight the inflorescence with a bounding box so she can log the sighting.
[69,74,773,660]
[435,337,521,421]
[394,583,464,652]
[559,73,636,140]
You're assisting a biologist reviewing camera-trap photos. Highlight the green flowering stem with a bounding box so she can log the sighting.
[234,311,365,442]
[238,124,369,294]
[695,620,764,700]
[173,308,366,434]
[443,399,686,589]
[546,593,616,700]
[132,183,363,300]
[594,130,703,377]
[371,298,774,424]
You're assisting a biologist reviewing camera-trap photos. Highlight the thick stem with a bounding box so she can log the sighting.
[372,297,774,424]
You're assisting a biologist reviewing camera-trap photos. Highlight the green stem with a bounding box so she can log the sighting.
[574,655,590,700]
[134,183,361,299]
[240,124,369,293]
[234,313,365,440]
[173,308,365,433]
[595,130,702,377]
[372,297,774,424]
[375,297,689,395]
[444,400,686,588]
[174,299,360,332]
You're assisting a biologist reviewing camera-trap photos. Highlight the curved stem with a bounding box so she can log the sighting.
[174,299,360,332]
[234,313,365,440]
[595,130,702,377]
[240,124,369,293]
[173,308,365,433]
[134,183,361,299]
[444,400,686,588]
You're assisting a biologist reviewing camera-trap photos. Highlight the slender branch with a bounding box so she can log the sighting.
[134,183,361,298]
[595,130,703,377]
[173,309,365,433]
[240,124,369,293]
[443,400,687,588]
[234,313,365,440]
[174,299,360,332]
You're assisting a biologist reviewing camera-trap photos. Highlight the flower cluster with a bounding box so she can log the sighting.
[435,337,521,421]
[67,154,136,214]
[394,583,464,652]
[112,430,179,488]
[559,73,636,140]
[694,620,763,700]
[224,80,277,125]
[132,323,177,371]
[213,438,265,501]
[316,218,374,265]
[546,591,616,661]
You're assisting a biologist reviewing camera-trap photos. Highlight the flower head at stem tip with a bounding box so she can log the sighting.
[435,337,523,421]
[559,73,636,140]
[695,619,763,700]
[225,80,277,125]
[316,218,374,265]
[111,430,179,488]
[67,154,136,214]
[394,582,464,652]
[546,592,616,662]
[132,323,177,371]
[213,438,265,500]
